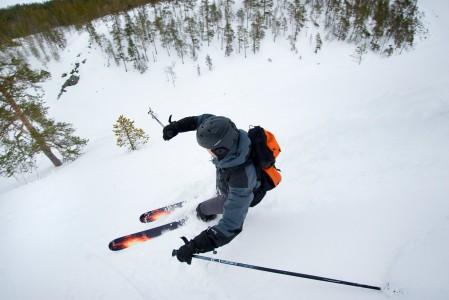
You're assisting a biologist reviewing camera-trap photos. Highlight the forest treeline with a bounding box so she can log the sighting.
[0,0,426,177]
[0,0,161,47]
[0,0,426,70]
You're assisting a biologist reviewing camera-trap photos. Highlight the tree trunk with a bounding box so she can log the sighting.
[0,86,63,167]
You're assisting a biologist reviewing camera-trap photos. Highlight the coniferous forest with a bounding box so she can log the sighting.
[1,0,426,72]
[0,0,427,177]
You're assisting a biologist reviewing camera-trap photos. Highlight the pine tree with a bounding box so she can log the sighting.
[328,0,351,41]
[0,57,88,177]
[124,12,147,73]
[348,0,371,44]
[154,14,172,56]
[113,115,149,151]
[370,0,389,52]
[288,0,307,41]
[165,62,177,87]
[185,17,201,60]
[250,11,265,53]
[314,33,322,53]
[237,24,249,56]
[236,7,245,27]
[134,6,151,61]
[34,33,51,65]
[271,11,281,42]
[388,0,423,52]
[350,43,368,64]
[103,36,120,67]
[24,36,41,61]
[147,20,159,58]
[86,21,104,50]
[168,19,188,64]
[205,54,213,70]
[110,13,128,72]
[200,0,220,46]
[310,0,323,24]
[224,21,235,56]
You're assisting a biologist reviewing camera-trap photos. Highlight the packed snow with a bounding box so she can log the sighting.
[1,0,449,299]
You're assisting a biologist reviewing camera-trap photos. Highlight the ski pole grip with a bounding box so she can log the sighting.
[172,249,178,257]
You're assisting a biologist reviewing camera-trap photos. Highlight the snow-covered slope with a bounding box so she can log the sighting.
[1,1,449,299]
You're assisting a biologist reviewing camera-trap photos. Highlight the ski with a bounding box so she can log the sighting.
[108,219,187,251]
[139,201,185,223]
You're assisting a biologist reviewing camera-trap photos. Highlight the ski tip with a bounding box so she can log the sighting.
[139,203,185,223]
[139,212,168,223]
[108,241,120,251]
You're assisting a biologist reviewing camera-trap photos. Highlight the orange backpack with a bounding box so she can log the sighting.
[248,126,282,206]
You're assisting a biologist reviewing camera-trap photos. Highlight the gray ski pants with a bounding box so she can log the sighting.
[197,194,226,215]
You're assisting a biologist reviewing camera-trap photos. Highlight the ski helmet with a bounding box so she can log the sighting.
[196,116,239,155]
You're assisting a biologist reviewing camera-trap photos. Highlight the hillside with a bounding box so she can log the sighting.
[1,0,449,299]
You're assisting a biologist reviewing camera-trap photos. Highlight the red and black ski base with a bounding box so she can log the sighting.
[139,201,185,223]
[108,219,187,251]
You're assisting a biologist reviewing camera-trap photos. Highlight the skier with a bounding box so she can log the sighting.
[163,114,259,264]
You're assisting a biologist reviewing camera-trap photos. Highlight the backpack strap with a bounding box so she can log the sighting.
[218,159,267,207]
[219,159,253,185]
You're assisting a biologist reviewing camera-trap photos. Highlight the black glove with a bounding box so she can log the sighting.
[175,230,218,264]
[162,122,180,141]
[162,116,198,141]
[176,242,197,265]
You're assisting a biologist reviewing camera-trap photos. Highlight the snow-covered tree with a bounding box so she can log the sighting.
[205,54,213,70]
[110,13,128,72]
[224,21,235,56]
[124,12,148,73]
[185,16,201,60]
[237,24,249,57]
[249,11,265,53]
[315,33,322,53]
[350,43,368,64]
[165,62,177,87]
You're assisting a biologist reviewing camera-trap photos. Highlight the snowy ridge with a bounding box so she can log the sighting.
[1,0,449,299]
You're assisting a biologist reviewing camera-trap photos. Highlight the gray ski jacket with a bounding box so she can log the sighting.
[196,114,258,247]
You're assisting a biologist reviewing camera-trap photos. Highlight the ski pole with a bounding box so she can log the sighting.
[148,107,166,128]
[172,250,381,291]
